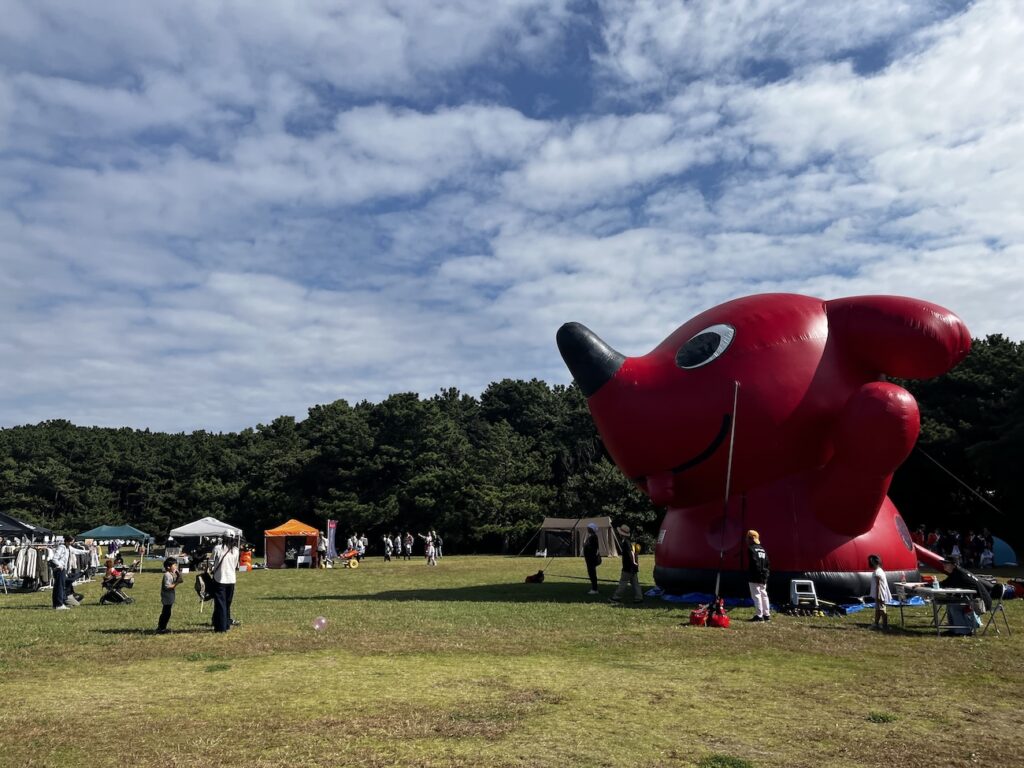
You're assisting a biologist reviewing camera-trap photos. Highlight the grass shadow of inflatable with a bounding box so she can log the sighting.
[258,577,656,607]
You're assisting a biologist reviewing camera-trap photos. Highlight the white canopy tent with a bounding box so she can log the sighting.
[169,516,242,539]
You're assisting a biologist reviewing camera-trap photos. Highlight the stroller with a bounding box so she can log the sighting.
[99,569,135,604]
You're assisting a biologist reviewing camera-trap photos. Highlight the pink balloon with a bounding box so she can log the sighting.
[312,616,327,631]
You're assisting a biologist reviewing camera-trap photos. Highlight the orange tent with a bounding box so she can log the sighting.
[264,519,320,569]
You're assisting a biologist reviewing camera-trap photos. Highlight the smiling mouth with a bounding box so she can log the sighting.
[632,413,732,482]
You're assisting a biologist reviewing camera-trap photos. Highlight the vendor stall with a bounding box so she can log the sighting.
[264,519,320,568]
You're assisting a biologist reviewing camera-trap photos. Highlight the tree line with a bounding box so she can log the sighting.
[2,335,1021,552]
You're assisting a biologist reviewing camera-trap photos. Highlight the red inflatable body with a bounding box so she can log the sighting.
[557,294,971,599]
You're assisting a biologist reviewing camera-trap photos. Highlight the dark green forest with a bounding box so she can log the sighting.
[2,336,1022,552]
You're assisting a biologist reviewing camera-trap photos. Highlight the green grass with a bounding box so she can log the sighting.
[1,557,1022,767]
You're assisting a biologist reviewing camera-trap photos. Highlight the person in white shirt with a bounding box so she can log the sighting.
[868,554,892,632]
[49,535,86,610]
[210,536,241,632]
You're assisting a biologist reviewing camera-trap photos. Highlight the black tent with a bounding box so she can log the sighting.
[0,512,53,539]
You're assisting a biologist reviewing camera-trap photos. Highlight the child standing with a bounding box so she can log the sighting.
[157,557,180,634]
[868,554,891,632]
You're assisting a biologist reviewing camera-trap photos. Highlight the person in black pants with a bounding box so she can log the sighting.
[49,535,81,610]
[209,537,240,632]
[583,523,602,595]
[157,557,180,633]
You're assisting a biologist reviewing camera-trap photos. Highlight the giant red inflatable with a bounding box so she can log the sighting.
[557,294,970,600]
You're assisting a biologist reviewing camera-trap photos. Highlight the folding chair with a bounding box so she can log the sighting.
[981,592,1011,636]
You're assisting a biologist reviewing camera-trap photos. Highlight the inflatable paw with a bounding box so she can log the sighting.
[558,294,970,599]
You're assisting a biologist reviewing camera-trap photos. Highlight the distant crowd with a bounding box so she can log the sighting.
[327,530,444,567]
[913,525,996,569]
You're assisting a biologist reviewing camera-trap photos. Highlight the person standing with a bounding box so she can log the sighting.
[210,536,240,633]
[746,530,771,622]
[383,533,393,562]
[317,531,328,568]
[157,557,180,633]
[419,533,436,566]
[403,532,414,561]
[867,554,891,632]
[49,535,83,610]
[393,533,402,560]
[583,523,602,595]
[610,524,642,604]
[433,531,443,559]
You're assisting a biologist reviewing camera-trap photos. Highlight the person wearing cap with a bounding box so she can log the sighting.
[210,535,241,632]
[49,535,86,610]
[746,530,771,622]
[583,522,602,595]
[610,524,643,604]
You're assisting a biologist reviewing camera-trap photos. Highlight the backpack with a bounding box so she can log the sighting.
[195,572,215,602]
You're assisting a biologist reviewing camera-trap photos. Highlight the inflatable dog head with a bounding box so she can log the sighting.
[558,294,970,507]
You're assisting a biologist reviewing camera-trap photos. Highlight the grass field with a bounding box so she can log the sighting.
[1,556,1021,768]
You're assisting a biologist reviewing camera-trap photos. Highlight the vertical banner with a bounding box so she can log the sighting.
[327,520,338,559]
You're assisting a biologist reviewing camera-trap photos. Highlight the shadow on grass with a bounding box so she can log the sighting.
[801,622,947,638]
[92,628,212,635]
[0,604,59,610]
[258,580,664,607]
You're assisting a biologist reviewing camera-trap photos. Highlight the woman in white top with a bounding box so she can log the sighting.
[210,536,241,632]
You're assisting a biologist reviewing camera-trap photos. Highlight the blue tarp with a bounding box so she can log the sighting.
[645,586,753,607]
[841,596,927,614]
[645,585,928,614]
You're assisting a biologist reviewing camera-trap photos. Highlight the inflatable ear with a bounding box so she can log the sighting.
[826,296,971,378]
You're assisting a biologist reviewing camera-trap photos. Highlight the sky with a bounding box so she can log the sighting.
[2,0,1022,433]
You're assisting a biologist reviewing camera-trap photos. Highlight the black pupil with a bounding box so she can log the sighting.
[676,332,721,368]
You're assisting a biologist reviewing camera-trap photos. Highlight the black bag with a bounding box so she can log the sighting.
[195,572,215,602]
[595,553,602,566]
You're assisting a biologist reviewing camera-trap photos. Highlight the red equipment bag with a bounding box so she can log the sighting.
[689,607,708,626]
[708,612,731,628]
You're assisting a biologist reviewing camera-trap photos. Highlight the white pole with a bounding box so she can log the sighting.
[713,381,741,598]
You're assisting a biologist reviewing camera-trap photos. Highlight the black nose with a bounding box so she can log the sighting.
[556,322,626,397]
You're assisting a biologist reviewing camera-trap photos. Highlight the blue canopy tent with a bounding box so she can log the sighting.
[75,524,151,542]
[993,536,1018,566]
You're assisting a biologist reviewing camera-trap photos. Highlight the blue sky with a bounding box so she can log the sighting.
[2,0,1022,433]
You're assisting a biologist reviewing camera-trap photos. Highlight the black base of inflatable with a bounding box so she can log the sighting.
[654,566,922,603]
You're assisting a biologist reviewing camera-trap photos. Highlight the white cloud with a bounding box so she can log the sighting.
[1,0,1022,431]
[595,0,957,89]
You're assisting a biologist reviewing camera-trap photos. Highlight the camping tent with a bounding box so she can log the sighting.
[993,536,1018,566]
[76,524,151,541]
[0,512,53,540]
[264,519,320,569]
[169,516,243,539]
[539,517,620,558]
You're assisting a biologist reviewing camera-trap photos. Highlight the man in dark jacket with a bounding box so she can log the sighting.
[583,523,602,595]
[747,530,771,622]
[941,561,992,635]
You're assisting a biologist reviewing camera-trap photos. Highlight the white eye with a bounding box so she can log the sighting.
[675,324,735,369]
